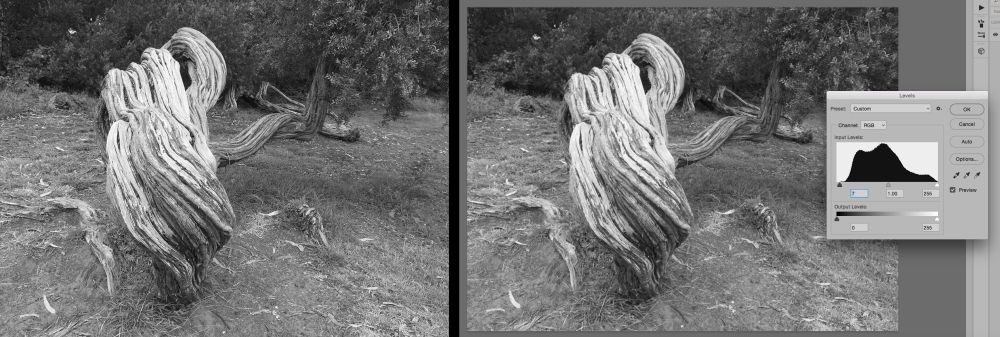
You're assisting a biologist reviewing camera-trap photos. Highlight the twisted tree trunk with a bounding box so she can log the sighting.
[702,84,813,144]
[562,33,790,298]
[246,81,361,143]
[218,82,241,110]
[94,27,335,303]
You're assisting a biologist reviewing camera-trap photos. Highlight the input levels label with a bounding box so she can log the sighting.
[886,189,904,198]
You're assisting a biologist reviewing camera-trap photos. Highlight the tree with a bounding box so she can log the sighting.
[313,0,449,123]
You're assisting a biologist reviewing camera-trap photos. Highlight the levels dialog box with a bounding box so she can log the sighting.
[826,91,988,239]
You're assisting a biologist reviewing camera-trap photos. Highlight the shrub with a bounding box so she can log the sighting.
[0,79,47,119]
[466,79,520,121]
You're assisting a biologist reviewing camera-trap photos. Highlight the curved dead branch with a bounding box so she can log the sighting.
[162,27,227,137]
[624,33,685,138]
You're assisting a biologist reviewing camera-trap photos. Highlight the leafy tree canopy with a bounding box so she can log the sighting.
[0,0,448,120]
[468,7,898,114]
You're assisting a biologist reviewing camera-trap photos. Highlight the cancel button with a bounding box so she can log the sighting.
[951,153,984,165]
[951,119,984,130]
[951,136,984,148]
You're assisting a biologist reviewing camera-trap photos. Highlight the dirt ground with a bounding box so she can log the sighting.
[0,101,450,336]
[466,104,897,332]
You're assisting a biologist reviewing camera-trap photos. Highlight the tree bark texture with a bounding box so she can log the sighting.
[562,33,795,297]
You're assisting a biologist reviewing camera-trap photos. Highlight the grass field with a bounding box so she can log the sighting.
[0,85,450,336]
[465,94,897,331]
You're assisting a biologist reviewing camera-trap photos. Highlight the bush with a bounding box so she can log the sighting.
[0,79,49,119]
[380,89,413,125]
[466,79,520,121]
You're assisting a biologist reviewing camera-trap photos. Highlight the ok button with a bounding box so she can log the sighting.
[951,118,984,130]
[950,103,985,116]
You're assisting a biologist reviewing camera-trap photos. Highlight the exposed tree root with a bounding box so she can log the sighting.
[508,196,578,290]
[48,198,117,295]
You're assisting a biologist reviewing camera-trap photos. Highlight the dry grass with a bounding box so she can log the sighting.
[0,80,97,120]
[0,88,449,336]
[465,98,897,332]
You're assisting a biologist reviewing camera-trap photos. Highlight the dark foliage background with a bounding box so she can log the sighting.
[468,8,898,114]
[0,0,449,120]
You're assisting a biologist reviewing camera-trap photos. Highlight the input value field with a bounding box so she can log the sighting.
[850,104,931,112]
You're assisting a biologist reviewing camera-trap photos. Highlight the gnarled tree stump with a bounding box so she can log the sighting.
[562,33,790,298]
[100,35,233,302]
[95,27,338,303]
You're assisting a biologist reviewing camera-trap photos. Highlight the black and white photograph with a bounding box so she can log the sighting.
[0,0,449,335]
[466,7,899,331]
